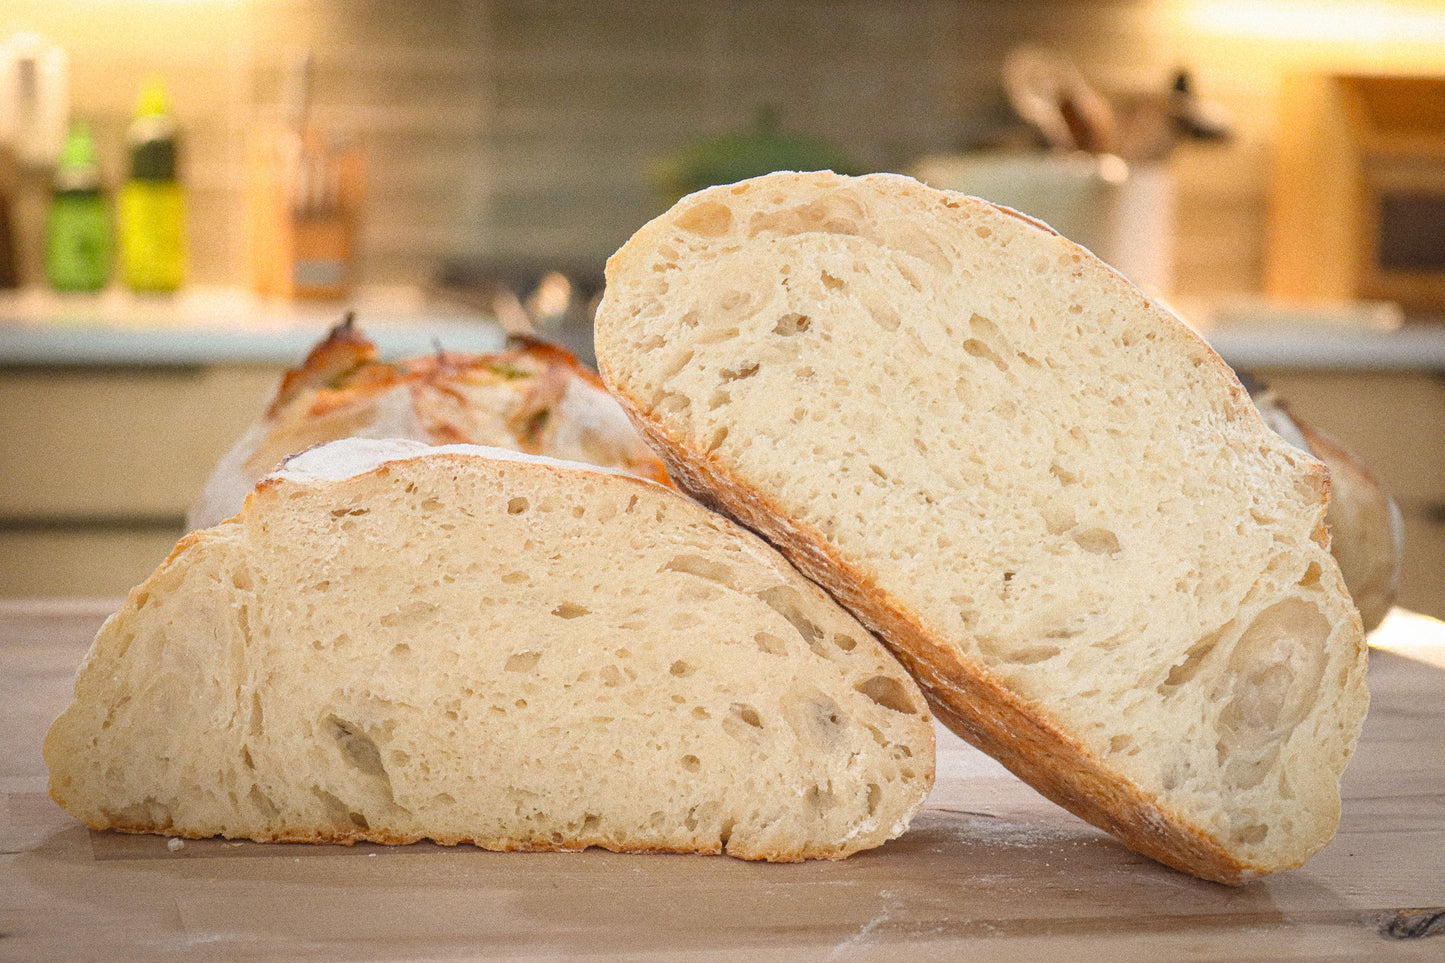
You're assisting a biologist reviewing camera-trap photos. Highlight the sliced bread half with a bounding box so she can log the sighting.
[592,170,1369,882]
[45,438,934,860]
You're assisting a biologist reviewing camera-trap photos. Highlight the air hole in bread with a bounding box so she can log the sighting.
[755,631,788,655]
[380,600,440,629]
[806,784,837,814]
[551,602,590,619]
[821,271,845,291]
[1050,461,1080,486]
[860,289,902,330]
[681,754,702,773]
[670,660,696,677]
[391,643,410,658]
[1109,734,1137,755]
[1300,562,1322,587]
[774,313,811,336]
[1159,626,1225,694]
[505,651,542,673]
[832,633,858,652]
[865,784,882,817]
[757,585,825,648]
[719,361,759,383]
[675,200,733,237]
[248,784,280,819]
[498,494,523,513]
[248,692,264,736]
[854,675,919,714]
[324,715,389,783]
[1234,823,1269,846]
[662,553,738,589]
[1001,644,1062,665]
[1216,599,1330,786]
[787,694,846,748]
[696,325,740,346]
[1072,527,1121,556]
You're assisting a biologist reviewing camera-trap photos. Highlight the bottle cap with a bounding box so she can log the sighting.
[129,76,178,181]
[54,121,102,192]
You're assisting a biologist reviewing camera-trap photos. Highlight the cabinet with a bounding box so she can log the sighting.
[0,365,282,598]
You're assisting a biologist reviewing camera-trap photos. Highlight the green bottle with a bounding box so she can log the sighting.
[118,77,186,292]
[44,122,111,292]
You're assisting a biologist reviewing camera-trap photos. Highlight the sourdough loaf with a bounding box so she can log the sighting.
[1248,380,1403,632]
[592,170,1369,883]
[186,316,669,530]
[47,438,934,859]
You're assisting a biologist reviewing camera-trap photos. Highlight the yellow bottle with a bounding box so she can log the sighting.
[118,77,186,292]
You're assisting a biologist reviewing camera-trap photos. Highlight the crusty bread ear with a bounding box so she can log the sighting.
[593,170,1369,883]
[45,439,934,860]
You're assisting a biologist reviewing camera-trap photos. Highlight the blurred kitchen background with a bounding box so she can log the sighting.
[1,0,1442,617]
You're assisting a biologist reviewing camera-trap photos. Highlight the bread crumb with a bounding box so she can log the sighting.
[167,838,184,852]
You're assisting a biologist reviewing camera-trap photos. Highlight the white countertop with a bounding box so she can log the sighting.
[1199,322,1445,372]
[0,286,506,366]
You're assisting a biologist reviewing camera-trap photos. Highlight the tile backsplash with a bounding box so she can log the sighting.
[4,0,1442,300]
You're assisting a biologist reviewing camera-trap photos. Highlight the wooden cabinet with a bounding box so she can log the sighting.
[0,365,282,598]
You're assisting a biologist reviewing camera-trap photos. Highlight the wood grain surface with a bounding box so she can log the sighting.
[3,600,1443,961]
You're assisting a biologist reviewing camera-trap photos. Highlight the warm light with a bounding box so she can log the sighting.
[1187,1,1445,45]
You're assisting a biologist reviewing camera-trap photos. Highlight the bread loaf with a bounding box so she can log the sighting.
[47,438,934,860]
[186,316,669,530]
[1248,379,1403,632]
[592,170,1369,883]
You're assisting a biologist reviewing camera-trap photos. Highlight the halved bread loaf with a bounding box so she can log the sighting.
[46,438,934,860]
[593,170,1369,882]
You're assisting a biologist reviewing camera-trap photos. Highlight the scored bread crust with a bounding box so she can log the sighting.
[186,317,669,531]
[593,170,1370,883]
[46,439,935,860]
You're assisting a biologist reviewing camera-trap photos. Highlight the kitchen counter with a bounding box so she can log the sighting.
[3,601,1443,960]
[0,286,506,366]
[1201,321,1445,372]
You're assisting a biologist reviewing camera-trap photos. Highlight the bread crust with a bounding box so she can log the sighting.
[186,319,670,531]
[594,170,1369,884]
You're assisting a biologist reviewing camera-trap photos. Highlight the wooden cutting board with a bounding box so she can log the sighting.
[3,601,1442,960]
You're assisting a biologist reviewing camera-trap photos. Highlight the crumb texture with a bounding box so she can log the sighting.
[593,170,1369,881]
[45,440,934,860]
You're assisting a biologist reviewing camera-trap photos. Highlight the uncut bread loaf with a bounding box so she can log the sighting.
[186,316,669,531]
[593,170,1369,883]
[45,438,934,860]
[1247,379,1403,633]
